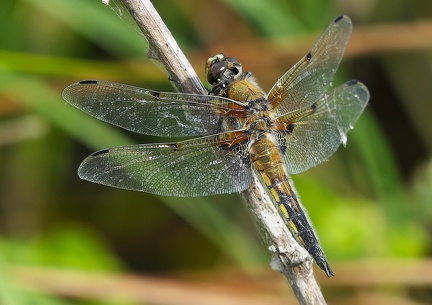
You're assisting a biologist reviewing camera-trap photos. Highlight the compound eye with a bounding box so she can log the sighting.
[224,57,240,65]
[224,57,241,76]
[206,61,228,84]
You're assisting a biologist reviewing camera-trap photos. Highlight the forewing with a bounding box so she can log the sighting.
[275,80,369,174]
[78,131,252,196]
[62,80,247,137]
[267,15,352,116]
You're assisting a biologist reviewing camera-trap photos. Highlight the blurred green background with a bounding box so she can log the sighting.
[1,0,432,304]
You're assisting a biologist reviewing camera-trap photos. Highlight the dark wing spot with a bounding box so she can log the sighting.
[91,148,110,157]
[287,124,295,134]
[79,80,98,84]
[152,91,161,100]
[306,52,312,61]
[169,143,179,151]
[310,102,317,112]
[334,15,344,23]
[346,79,359,86]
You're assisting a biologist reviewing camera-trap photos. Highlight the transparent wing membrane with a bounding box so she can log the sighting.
[268,15,352,116]
[275,80,369,174]
[62,80,247,137]
[78,131,251,196]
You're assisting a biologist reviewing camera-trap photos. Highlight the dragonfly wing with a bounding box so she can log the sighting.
[267,15,352,116]
[275,80,369,174]
[78,131,252,196]
[62,80,247,137]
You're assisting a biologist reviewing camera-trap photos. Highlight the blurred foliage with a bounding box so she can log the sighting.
[1,0,432,303]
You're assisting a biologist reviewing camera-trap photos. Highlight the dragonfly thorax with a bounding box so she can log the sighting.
[247,114,274,138]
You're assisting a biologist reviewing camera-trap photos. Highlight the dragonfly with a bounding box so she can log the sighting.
[62,15,369,277]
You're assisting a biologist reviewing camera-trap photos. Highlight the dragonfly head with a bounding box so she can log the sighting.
[205,54,243,88]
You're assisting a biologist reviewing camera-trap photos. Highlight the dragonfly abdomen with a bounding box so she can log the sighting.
[274,183,334,276]
[250,135,334,277]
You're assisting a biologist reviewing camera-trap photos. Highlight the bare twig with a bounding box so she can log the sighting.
[120,0,206,95]
[118,0,327,304]
[242,175,327,304]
